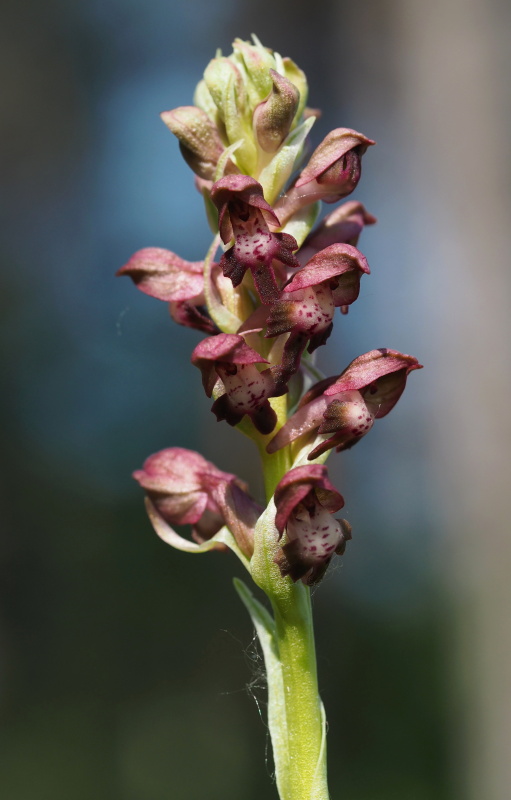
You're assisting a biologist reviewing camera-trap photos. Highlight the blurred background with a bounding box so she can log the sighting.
[1,0,510,798]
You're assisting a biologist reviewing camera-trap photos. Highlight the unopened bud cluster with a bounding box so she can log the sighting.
[119,36,421,586]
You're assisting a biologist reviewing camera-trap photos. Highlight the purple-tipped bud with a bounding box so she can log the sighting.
[160,106,227,180]
[273,464,351,584]
[191,333,278,434]
[117,247,217,334]
[253,70,300,153]
[133,447,261,558]
[266,244,370,392]
[267,348,422,459]
[211,175,300,304]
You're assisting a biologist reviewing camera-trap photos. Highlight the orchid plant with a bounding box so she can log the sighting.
[118,35,421,800]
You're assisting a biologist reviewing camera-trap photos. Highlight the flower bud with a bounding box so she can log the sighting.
[232,37,274,105]
[160,106,226,180]
[204,57,246,120]
[203,56,257,174]
[253,70,300,153]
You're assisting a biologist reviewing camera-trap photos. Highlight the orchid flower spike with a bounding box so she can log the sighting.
[191,333,279,434]
[273,464,352,585]
[119,34,423,800]
[211,175,300,304]
[133,447,261,558]
[268,348,422,459]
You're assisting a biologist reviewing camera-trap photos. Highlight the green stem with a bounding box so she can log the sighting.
[248,413,329,798]
[235,576,328,800]
[257,394,292,501]
[301,356,327,384]
[228,287,329,798]
[270,583,328,800]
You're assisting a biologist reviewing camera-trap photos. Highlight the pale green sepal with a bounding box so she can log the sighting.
[218,73,257,174]
[204,58,241,122]
[280,201,320,249]
[259,116,316,205]
[222,74,248,145]
[193,79,224,134]
[233,578,291,800]
[214,139,242,180]
[250,498,284,598]
[203,235,242,333]
[282,57,309,122]
[273,51,285,76]
[291,437,331,469]
[202,185,220,235]
[232,37,274,107]
[145,499,251,572]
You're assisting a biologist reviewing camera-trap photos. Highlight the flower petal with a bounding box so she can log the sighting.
[266,395,329,454]
[146,499,251,569]
[274,464,344,533]
[117,248,204,302]
[324,348,423,418]
[295,128,375,189]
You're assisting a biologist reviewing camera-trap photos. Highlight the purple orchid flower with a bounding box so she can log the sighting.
[275,129,375,225]
[268,348,422,459]
[266,243,370,392]
[273,464,352,585]
[211,175,300,304]
[117,247,218,334]
[192,333,279,434]
[133,447,260,558]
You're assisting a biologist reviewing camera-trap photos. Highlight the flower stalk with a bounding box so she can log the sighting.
[119,35,421,800]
